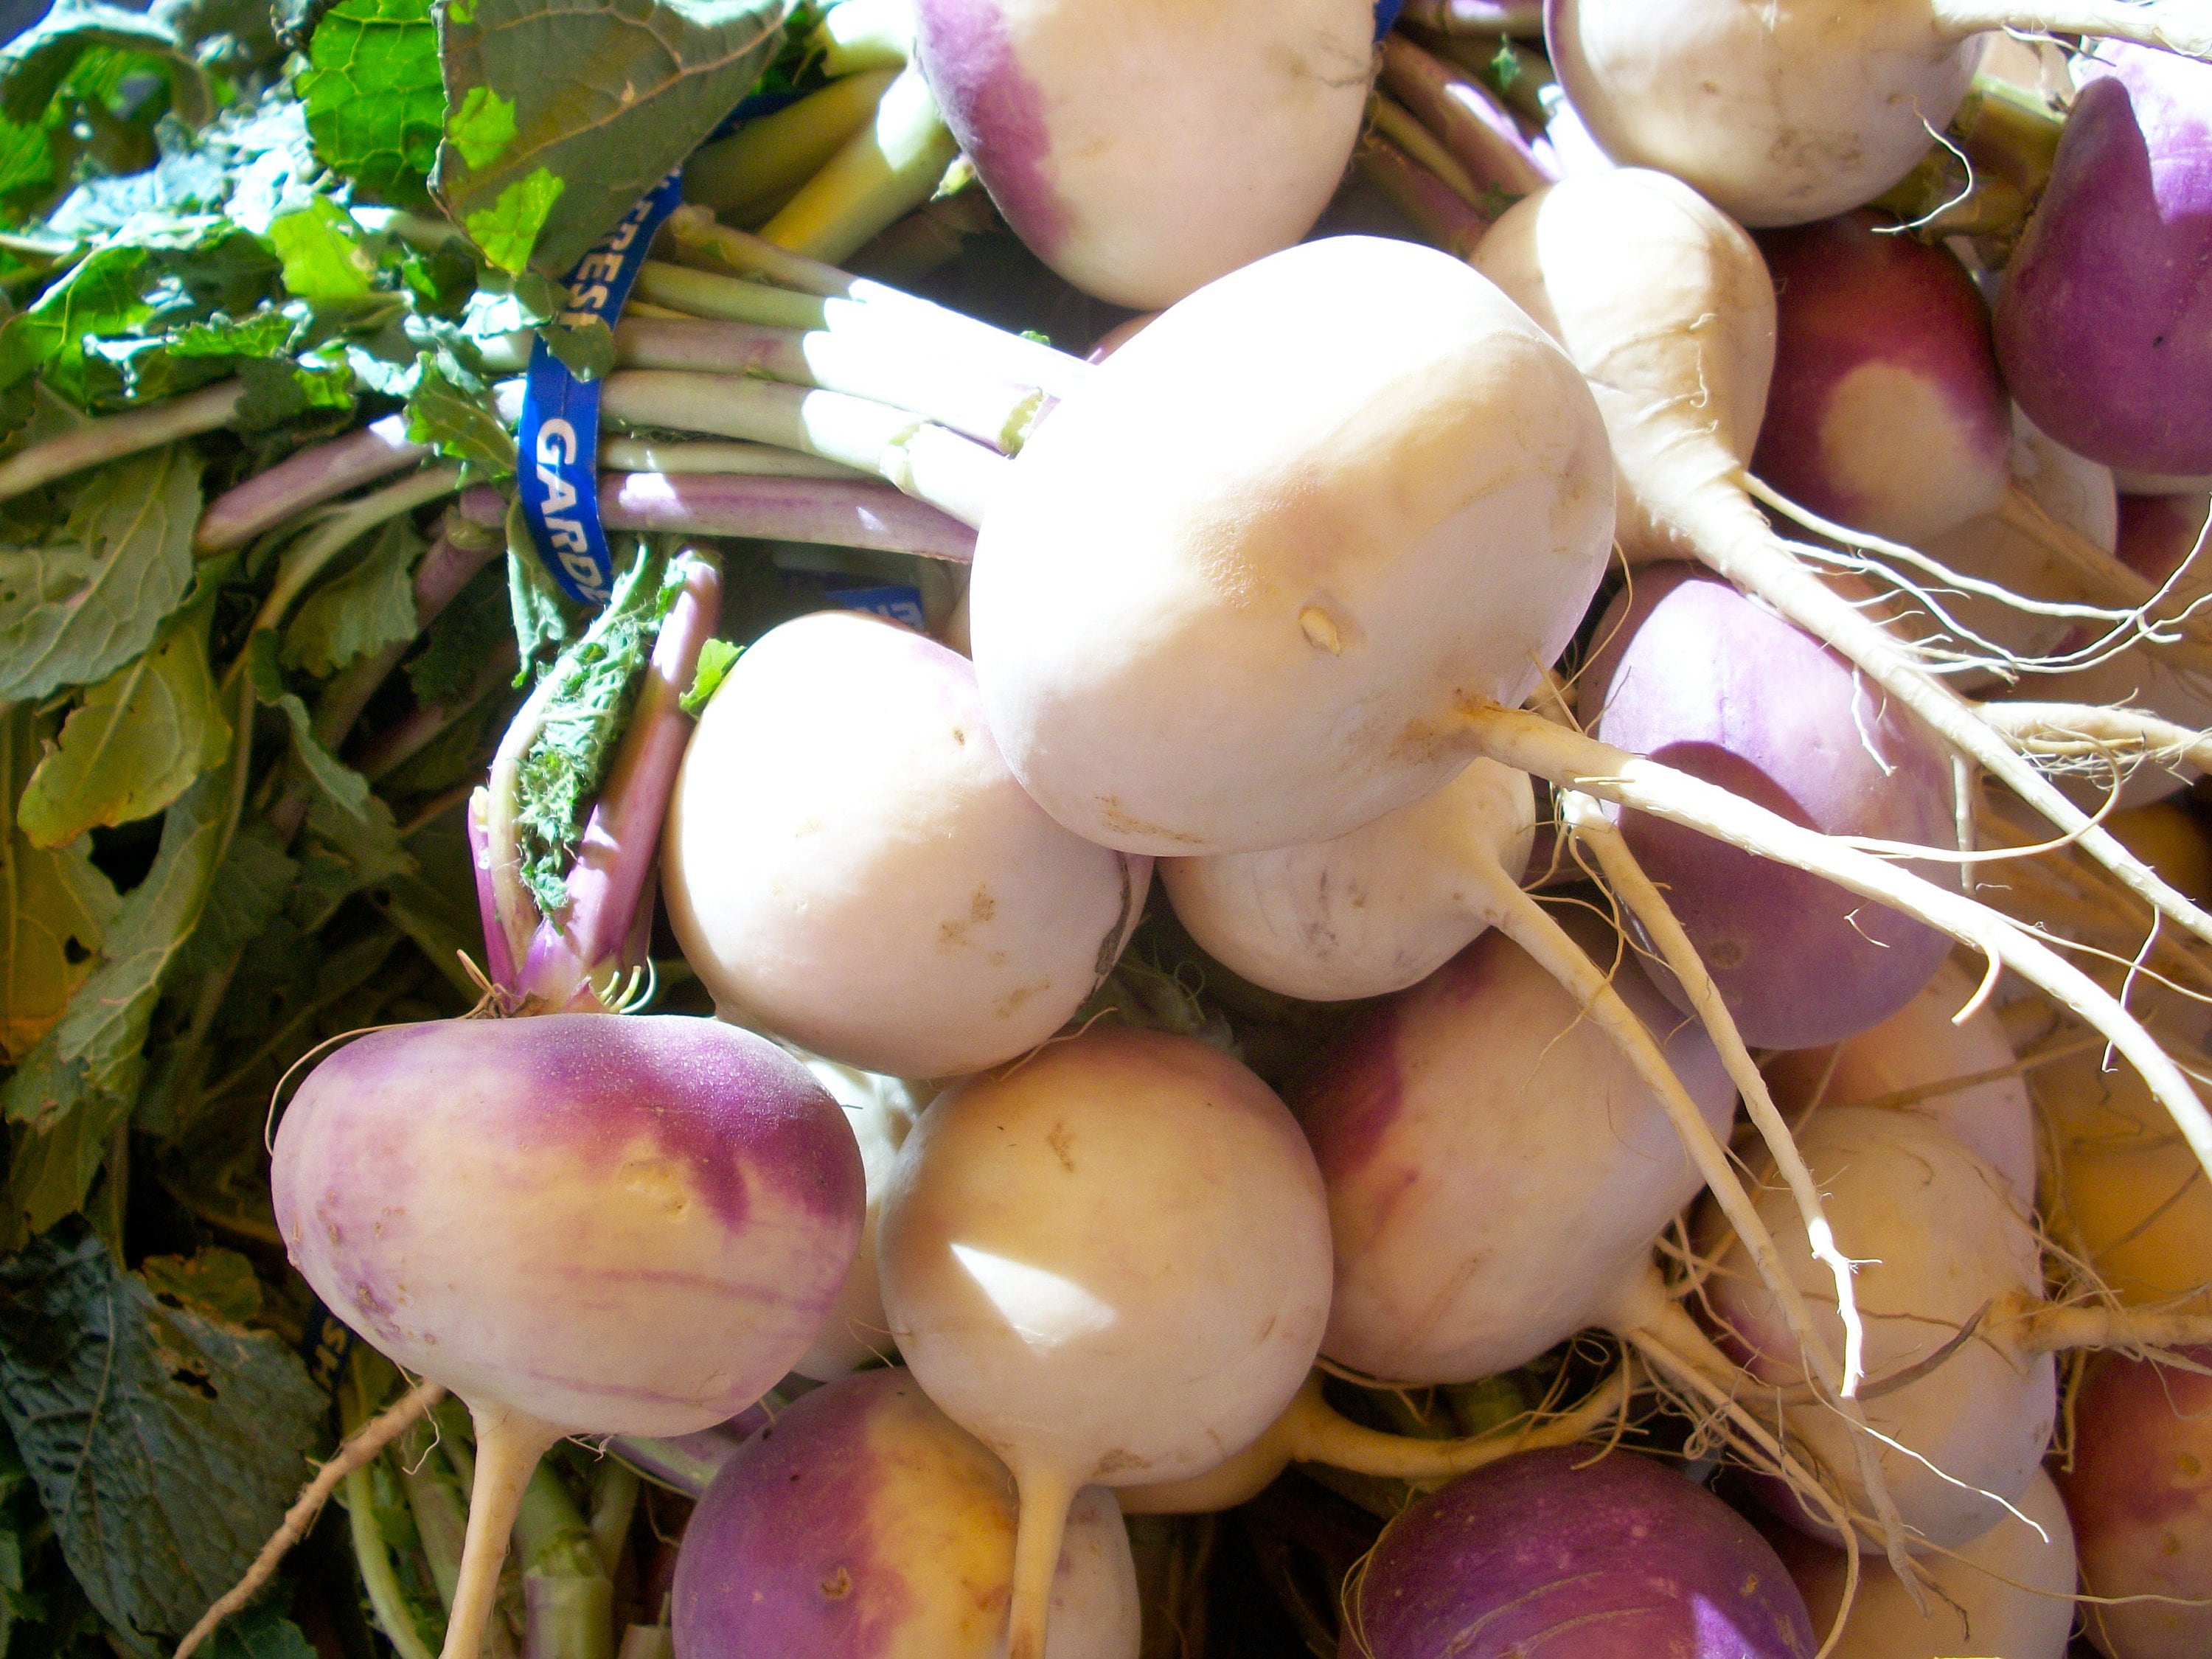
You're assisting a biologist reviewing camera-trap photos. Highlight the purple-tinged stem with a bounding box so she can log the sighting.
[605,1410,768,1498]
[1355,133,1495,259]
[599,470,978,561]
[515,552,724,1012]
[1380,32,1559,199]
[0,380,244,504]
[1398,0,1543,31]
[467,790,520,992]
[350,643,519,782]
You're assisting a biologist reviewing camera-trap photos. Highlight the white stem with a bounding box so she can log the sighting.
[1930,0,2212,56]
[596,437,864,478]
[0,381,243,503]
[1978,700,2212,772]
[2006,1298,2212,1354]
[1458,701,2212,1186]
[1693,483,2212,953]
[439,1403,563,1659]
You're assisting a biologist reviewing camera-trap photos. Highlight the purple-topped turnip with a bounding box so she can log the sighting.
[1343,1447,1818,1659]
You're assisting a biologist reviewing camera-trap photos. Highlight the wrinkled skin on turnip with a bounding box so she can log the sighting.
[1295,913,1734,1383]
[1343,1447,1817,1659]
[969,235,1615,857]
[790,1058,921,1382]
[914,0,1374,308]
[670,1369,1138,1658]
[1586,563,1955,1048]
[273,1015,866,1435]
[2059,1346,2212,1659]
[1765,956,2037,1206]
[661,611,1149,1077]
[1780,1469,2076,1659]
[1753,209,2012,547]
[1702,1108,2056,1551]
[1547,0,2007,226]
[1159,759,1536,1001]
[1998,44,2212,478]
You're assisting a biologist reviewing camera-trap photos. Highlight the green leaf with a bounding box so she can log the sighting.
[203,1599,316,1659]
[462,165,562,276]
[298,0,443,209]
[1,759,234,1130]
[3,1101,126,1244]
[515,542,676,917]
[541,316,613,382]
[0,1,214,131]
[0,445,203,705]
[444,83,514,172]
[263,196,375,302]
[16,577,229,848]
[406,555,506,706]
[680,636,738,716]
[0,710,120,1067]
[404,351,515,478]
[247,632,413,891]
[433,0,785,275]
[281,516,420,676]
[138,1248,262,1324]
[0,1226,327,1653]
[504,495,583,675]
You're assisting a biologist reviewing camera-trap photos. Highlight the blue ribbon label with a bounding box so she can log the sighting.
[518,166,689,605]
[824,584,928,628]
[1373,0,1404,39]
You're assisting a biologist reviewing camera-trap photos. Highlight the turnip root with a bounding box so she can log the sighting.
[274,1016,866,1659]
[2057,1345,2212,1659]
[789,1059,922,1381]
[877,1026,1332,1659]
[1584,562,1955,1048]
[1997,44,2212,479]
[1701,1107,2062,1551]
[1752,209,2011,549]
[1766,956,2038,1206]
[669,1369,1138,1658]
[1782,1468,2078,1659]
[660,611,1149,1078]
[968,234,1615,856]
[1343,1447,1819,1659]
[1115,1363,1634,1515]
[911,0,1376,307]
[1547,0,2212,229]
[1296,914,1735,1384]
[1470,165,2212,956]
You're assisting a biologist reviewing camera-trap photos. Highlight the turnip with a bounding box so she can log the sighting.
[1546,0,2212,228]
[1997,44,2212,480]
[669,1368,1139,1658]
[877,1025,1333,1659]
[1585,562,1955,1048]
[1782,1468,2078,1659]
[660,610,1150,1079]
[1765,956,2038,1206]
[1750,209,2011,549]
[1342,1447,1819,1659]
[788,1057,921,1382]
[911,0,1377,307]
[1469,165,2212,958]
[275,549,869,1659]
[1296,914,1736,1385]
[2057,1345,2212,1658]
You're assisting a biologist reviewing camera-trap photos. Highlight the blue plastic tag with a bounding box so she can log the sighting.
[1374,0,1404,38]
[516,92,808,606]
[517,168,689,605]
[824,584,928,628]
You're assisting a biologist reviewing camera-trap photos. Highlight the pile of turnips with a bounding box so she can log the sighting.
[58,0,2194,1655]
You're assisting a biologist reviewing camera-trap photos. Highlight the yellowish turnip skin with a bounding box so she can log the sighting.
[1160,759,1537,1001]
[1472,169,1773,569]
[969,235,1615,857]
[1765,956,2037,1206]
[661,611,1149,1078]
[1784,1468,2077,1659]
[915,0,1375,309]
[1548,0,1989,226]
[790,1058,923,1382]
[1703,1108,2056,1552]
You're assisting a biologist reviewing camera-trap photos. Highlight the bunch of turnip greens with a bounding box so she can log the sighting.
[0,0,832,1649]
